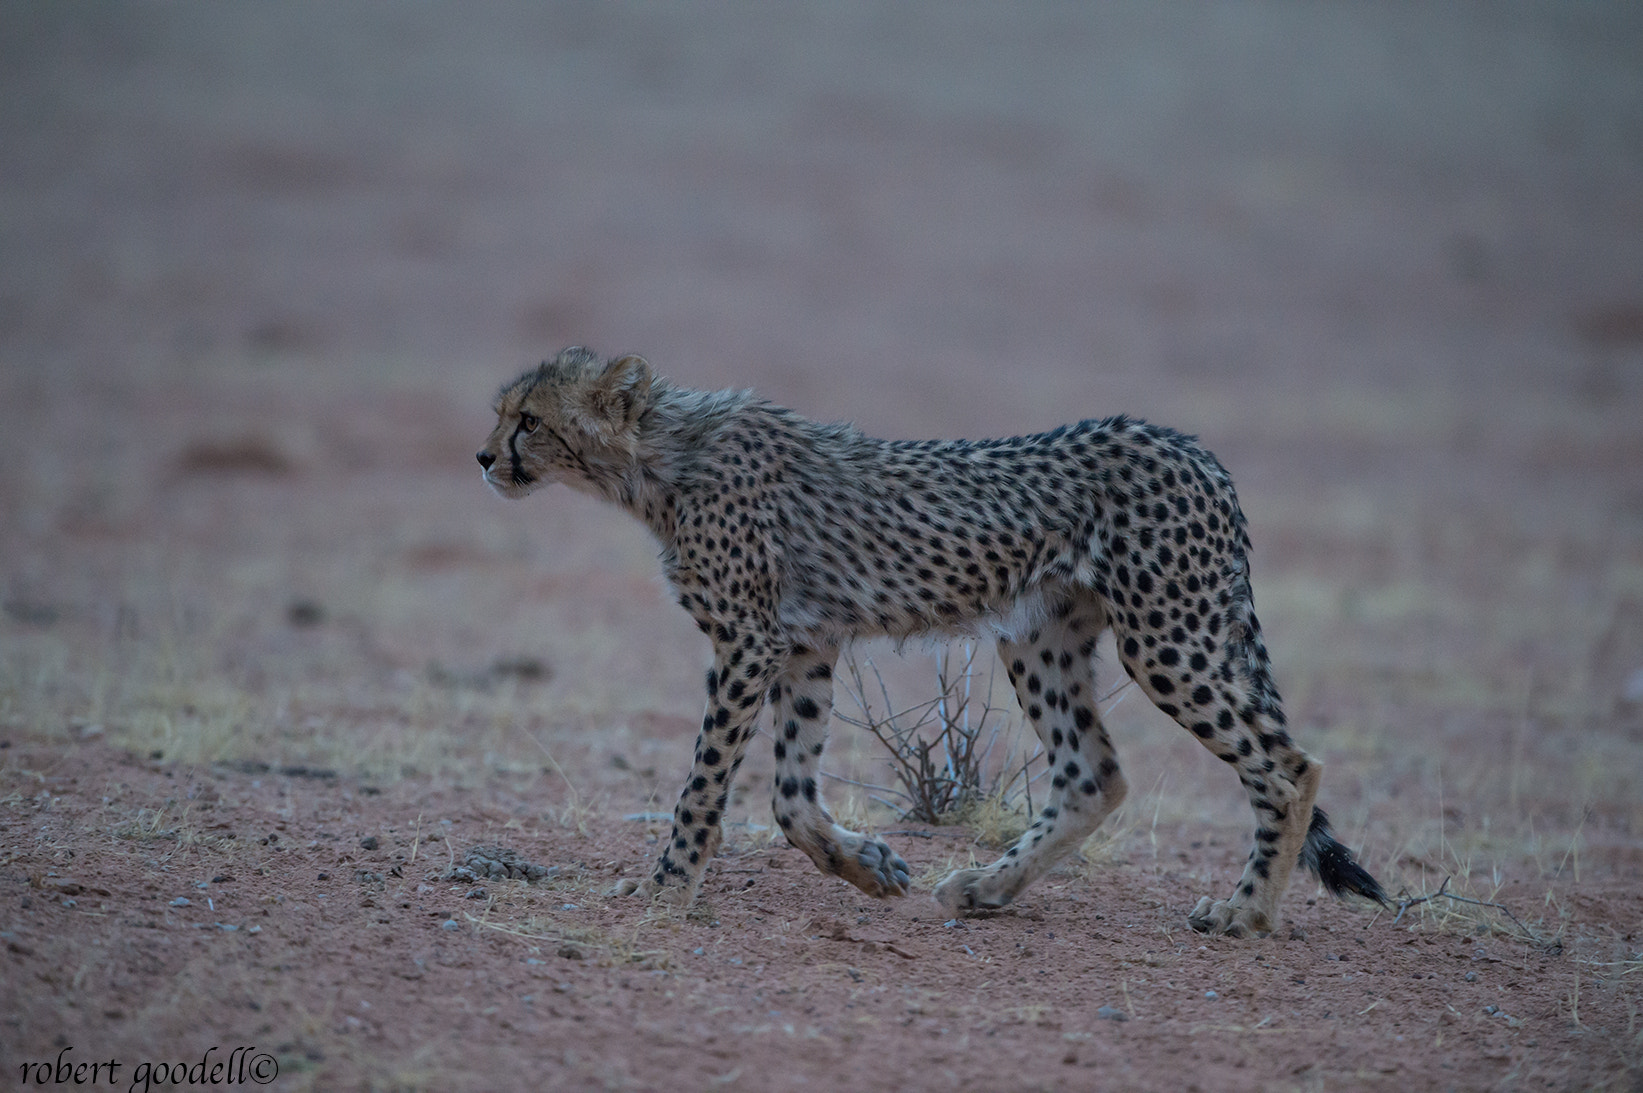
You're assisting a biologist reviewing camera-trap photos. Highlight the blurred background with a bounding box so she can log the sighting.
[6,6,1639,411]
[2,2,1640,849]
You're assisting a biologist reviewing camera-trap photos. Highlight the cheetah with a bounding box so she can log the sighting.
[477,347,1386,936]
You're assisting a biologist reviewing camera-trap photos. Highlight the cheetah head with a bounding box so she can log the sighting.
[477,346,654,499]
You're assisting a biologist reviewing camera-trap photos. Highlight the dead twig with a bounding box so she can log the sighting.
[836,644,1026,823]
[1389,876,1558,951]
[836,643,1133,828]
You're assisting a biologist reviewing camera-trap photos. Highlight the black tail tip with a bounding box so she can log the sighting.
[1303,807,1388,906]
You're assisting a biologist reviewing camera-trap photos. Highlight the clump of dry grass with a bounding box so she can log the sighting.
[0,586,583,795]
[832,643,1021,823]
[833,642,1131,833]
[465,909,674,971]
[948,792,1033,850]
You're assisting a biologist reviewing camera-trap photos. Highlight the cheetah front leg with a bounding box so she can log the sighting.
[610,624,785,906]
[769,646,910,898]
[935,598,1126,915]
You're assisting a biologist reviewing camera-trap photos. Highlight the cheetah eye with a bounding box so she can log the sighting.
[518,413,539,434]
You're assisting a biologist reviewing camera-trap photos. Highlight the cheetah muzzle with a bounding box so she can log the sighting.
[477,347,1387,936]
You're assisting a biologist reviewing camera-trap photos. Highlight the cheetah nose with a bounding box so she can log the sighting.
[476,450,496,470]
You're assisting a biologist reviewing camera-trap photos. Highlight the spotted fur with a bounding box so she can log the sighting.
[477,347,1385,936]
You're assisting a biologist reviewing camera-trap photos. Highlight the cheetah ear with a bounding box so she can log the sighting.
[575,353,653,442]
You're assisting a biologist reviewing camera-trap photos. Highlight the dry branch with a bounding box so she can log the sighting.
[1389,875,1559,952]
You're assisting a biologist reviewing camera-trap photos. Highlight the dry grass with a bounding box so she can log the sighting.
[832,643,1025,823]
[832,641,1137,830]
[0,596,585,792]
[464,898,676,971]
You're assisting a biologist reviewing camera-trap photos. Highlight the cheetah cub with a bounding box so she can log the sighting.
[478,347,1385,937]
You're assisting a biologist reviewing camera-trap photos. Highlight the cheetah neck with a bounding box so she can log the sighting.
[564,445,676,544]
[591,382,758,547]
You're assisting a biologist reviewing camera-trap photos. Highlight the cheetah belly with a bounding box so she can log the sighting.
[774,543,1097,648]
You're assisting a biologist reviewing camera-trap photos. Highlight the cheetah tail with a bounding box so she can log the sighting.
[1300,807,1388,906]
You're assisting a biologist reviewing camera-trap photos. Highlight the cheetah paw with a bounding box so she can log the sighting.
[848,836,911,898]
[606,874,695,907]
[932,867,1018,916]
[807,831,910,898]
[1187,896,1271,938]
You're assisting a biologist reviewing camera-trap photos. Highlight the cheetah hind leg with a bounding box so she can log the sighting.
[1183,748,1318,938]
[936,611,1125,914]
[933,769,1125,915]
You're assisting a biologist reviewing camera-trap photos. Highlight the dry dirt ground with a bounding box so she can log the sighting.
[3,6,1642,1092]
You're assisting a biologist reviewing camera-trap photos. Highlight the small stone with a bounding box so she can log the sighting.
[286,600,326,627]
[1204,990,1218,1000]
[170,897,191,908]
[1097,1006,1128,1021]
[492,655,551,683]
[1623,667,1643,704]
[359,836,380,851]
[1464,971,1477,982]
[440,919,460,931]
[453,845,554,884]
